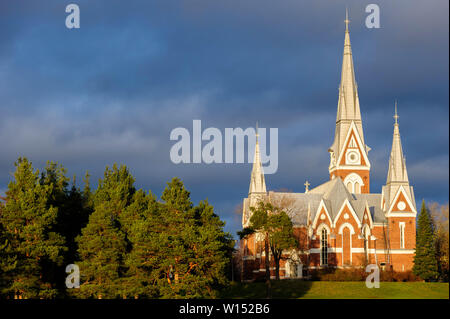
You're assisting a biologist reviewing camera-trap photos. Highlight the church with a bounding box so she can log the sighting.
[241,15,417,280]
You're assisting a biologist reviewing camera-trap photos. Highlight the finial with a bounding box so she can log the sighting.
[255,121,259,142]
[394,100,399,124]
[345,8,350,31]
[304,180,310,193]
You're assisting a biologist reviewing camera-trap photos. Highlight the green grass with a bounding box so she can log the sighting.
[221,280,449,299]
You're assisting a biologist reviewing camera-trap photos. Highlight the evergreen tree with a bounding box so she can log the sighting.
[76,164,134,298]
[192,200,234,296]
[121,189,160,298]
[0,158,65,298]
[39,162,92,296]
[413,200,439,281]
[0,220,17,297]
[155,178,233,298]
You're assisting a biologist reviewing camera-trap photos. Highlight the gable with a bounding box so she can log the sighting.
[333,198,361,228]
[387,186,417,216]
[339,128,367,166]
[312,200,333,229]
[336,121,370,168]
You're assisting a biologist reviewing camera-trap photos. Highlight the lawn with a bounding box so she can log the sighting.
[221,280,449,299]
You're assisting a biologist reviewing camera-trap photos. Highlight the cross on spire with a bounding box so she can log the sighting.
[304,180,310,193]
[394,100,399,124]
[345,8,350,31]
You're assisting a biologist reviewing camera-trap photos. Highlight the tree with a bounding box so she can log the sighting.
[153,178,233,298]
[246,201,297,281]
[267,212,297,280]
[413,200,439,281]
[430,202,449,282]
[76,164,135,298]
[192,200,234,296]
[0,221,17,297]
[39,162,92,295]
[121,189,160,298]
[0,157,66,298]
[238,199,297,298]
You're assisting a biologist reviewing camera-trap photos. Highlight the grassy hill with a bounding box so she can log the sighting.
[221,280,449,299]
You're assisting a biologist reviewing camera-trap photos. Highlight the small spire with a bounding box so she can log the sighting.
[249,122,266,195]
[394,100,399,125]
[304,180,310,193]
[344,8,350,31]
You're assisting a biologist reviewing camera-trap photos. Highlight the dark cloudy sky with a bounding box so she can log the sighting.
[0,0,448,236]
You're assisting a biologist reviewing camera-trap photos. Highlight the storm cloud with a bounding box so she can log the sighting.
[0,0,448,235]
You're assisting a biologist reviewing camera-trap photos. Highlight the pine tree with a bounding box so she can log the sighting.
[0,158,65,298]
[413,200,439,281]
[155,178,233,298]
[0,221,17,297]
[121,189,160,298]
[76,164,134,298]
[192,200,234,296]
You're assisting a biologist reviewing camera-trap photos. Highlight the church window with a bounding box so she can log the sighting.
[399,222,405,249]
[321,228,328,265]
[344,173,364,194]
[363,226,369,261]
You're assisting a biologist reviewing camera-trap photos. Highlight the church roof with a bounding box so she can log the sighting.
[266,177,386,227]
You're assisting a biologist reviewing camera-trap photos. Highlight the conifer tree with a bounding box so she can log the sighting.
[413,200,439,281]
[192,200,234,296]
[0,221,17,297]
[121,189,160,298]
[156,178,233,298]
[76,164,134,298]
[0,158,65,298]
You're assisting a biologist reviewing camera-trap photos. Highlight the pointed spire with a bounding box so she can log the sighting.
[337,8,361,123]
[387,102,409,184]
[329,10,369,176]
[249,124,266,195]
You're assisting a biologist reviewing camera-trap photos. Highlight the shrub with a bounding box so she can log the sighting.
[308,268,419,282]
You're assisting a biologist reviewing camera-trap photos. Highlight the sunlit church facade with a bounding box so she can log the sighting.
[241,16,417,280]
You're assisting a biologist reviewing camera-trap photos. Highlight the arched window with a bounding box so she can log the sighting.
[346,182,352,193]
[344,173,364,194]
[355,182,361,194]
[321,228,328,266]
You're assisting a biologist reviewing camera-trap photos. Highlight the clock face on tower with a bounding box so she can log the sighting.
[346,149,360,165]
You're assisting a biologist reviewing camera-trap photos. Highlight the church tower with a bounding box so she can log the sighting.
[243,126,267,227]
[382,102,416,216]
[328,10,371,193]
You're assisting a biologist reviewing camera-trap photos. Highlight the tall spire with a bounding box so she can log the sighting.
[386,101,409,184]
[249,124,266,195]
[328,10,370,192]
[337,8,361,123]
[383,102,416,214]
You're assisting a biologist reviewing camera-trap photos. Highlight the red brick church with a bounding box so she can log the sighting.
[241,14,417,280]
